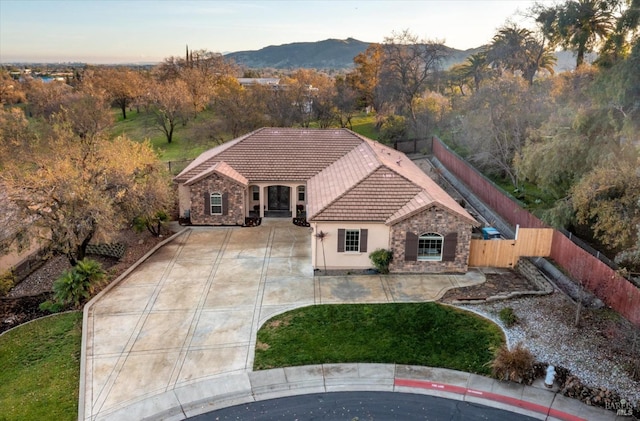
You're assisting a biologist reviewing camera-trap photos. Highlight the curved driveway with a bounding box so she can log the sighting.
[79,219,485,420]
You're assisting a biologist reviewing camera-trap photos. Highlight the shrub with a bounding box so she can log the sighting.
[0,270,15,297]
[498,307,518,327]
[369,248,393,274]
[490,343,535,384]
[52,258,106,307]
[133,210,169,237]
[39,300,65,313]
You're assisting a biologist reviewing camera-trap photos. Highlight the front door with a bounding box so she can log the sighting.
[268,186,290,212]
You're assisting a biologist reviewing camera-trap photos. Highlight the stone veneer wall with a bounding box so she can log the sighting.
[188,173,246,225]
[388,207,473,273]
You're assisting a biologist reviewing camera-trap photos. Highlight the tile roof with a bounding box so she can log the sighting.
[176,128,476,225]
[175,128,363,183]
[309,166,422,221]
[307,134,476,225]
[184,161,248,186]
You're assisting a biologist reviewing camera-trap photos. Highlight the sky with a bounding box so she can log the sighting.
[0,0,552,64]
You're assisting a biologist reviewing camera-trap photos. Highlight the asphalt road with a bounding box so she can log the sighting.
[187,391,539,420]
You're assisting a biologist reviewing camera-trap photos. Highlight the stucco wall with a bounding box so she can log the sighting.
[310,222,390,270]
[188,174,246,226]
[388,207,473,273]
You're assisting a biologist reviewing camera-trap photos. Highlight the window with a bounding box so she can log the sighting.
[252,186,260,201]
[418,232,443,261]
[210,193,223,215]
[338,229,368,253]
[298,185,305,201]
[345,229,360,252]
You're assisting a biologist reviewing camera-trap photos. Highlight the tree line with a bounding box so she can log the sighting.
[0,0,638,274]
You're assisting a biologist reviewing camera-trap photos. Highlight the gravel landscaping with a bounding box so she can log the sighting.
[460,291,640,409]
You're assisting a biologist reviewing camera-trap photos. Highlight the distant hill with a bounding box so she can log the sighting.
[225,37,583,72]
[225,38,370,70]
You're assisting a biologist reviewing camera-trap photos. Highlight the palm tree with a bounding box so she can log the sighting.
[487,25,556,85]
[458,51,491,92]
[537,0,617,68]
[315,230,328,273]
[488,26,532,76]
[522,38,557,85]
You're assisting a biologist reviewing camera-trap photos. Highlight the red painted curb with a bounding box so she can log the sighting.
[394,378,587,421]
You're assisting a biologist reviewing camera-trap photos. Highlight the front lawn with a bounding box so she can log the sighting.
[255,303,504,375]
[0,312,82,421]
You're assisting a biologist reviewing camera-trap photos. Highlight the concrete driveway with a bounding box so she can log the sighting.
[80,219,484,420]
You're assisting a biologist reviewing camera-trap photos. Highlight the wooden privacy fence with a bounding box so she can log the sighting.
[469,228,553,268]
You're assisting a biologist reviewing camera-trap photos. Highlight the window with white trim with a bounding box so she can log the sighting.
[418,232,443,261]
[298,185,305,201]
[252,186,259,201]
[345,229,360,252]
[210,192,223,215]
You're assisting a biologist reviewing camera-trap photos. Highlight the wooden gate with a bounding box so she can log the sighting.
[468,228,553,268]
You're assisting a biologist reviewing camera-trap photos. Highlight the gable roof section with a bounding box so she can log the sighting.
[309,166,423,221]
[305,144,378,219]
[175,127,363,183]
[308,135,476,225]
[184,161,248,187]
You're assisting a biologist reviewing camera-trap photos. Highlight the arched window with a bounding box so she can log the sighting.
[418,232,443,261]
[210,192,223,215]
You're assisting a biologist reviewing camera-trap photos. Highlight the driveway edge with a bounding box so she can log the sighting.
[77,228,191,421]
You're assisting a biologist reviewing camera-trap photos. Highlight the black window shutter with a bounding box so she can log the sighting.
[222,192,229,215]
[204,192,210,215]
[442,232,458,261]
[405,232,418,261]
[360,229,368,253]
[337,229,345,252]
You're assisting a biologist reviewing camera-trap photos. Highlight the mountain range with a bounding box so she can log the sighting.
[224,37,581,72]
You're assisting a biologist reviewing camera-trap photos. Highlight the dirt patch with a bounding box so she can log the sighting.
[1,229,169,334]
[256,341,270,351]
[440,271,538,302]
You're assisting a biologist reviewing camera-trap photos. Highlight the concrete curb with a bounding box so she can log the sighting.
[77,228,191,421]
[96,364,619,421]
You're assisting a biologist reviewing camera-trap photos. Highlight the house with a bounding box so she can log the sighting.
[174,128,477,273]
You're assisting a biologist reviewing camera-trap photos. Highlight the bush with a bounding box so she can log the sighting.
[52,258,106,307]
[490,343,535,384]
[369,248,393,274]
[498,307,518,327]
[0,270,15,297]
[133,210,169,237]
[39,300,66,313]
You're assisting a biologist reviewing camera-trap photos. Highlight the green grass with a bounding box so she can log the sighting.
[255,303,504,375]
[350,113,379,140]
[0,312,82,421]
[109,108,229,162]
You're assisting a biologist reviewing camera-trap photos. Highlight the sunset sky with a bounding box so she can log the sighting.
[0,0,551,63]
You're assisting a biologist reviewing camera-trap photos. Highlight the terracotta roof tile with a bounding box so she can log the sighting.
[184,161,248,186]
[175,128,363,183]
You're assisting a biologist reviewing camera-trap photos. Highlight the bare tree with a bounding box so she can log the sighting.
[380,29,447,136]
[148,79,191,143]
